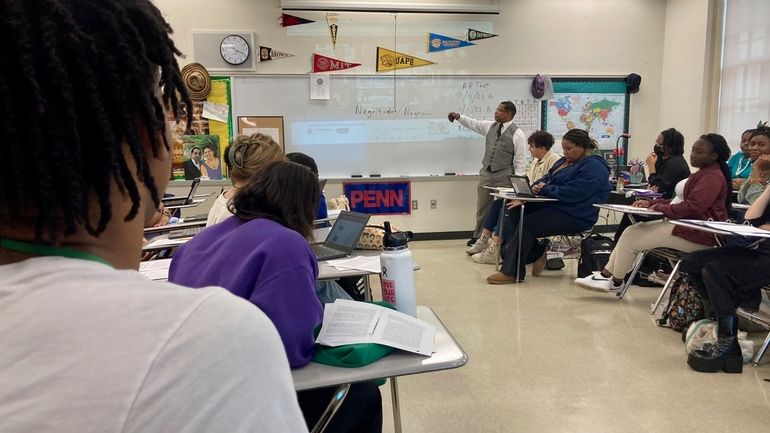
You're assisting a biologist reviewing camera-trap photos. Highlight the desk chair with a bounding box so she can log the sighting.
[310,384,351,433]
[646,248,688,312]
[617,247,686,301]
[737,286,770,366]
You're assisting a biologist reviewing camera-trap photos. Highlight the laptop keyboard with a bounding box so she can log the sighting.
[168,227,204,239]
[312,244,346,261]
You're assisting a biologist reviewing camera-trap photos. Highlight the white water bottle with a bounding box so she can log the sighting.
[380,222,416,317]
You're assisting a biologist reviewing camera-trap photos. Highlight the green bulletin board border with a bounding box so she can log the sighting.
[210,76,234,139]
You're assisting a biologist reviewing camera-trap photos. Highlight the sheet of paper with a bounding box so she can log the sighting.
[139,259,172,280]
[201,101,229,123]
[310,73,330,100]
[315,299,436,355]
[327,256,381,273]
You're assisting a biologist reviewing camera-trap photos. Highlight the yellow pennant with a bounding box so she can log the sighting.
[376,47,435,72]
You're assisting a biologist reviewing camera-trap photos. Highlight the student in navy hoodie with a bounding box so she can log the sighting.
[487,129,611,284]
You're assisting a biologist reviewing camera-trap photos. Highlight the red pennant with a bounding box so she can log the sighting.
[280,13,315,27]
[312,53,361,73]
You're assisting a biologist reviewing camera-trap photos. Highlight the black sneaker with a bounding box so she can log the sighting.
[466,237,478,246]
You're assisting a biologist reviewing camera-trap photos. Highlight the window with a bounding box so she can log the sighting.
[718,0,770,149]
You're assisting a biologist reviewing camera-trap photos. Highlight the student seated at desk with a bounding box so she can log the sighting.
[206,133,285,226]
[169,161,382,433]
[680,184,770,373]
[737,155,770,205]
[468,131,560,264]
[728,128,755,190]
[576,133,732,293]
[287,152,328,220]
[486,129,611,284]
[0,2,306,432]
[612,128,691,242]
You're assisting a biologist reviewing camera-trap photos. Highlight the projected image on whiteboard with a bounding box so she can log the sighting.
[233,76,540,177]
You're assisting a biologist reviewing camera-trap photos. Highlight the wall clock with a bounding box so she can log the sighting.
[219,34,250,65]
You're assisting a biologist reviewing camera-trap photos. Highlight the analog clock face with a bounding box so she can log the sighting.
[219,35,250,65]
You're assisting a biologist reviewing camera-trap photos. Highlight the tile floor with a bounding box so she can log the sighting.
[371,239,770,433]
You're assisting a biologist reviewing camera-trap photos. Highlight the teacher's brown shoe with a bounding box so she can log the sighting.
[486,272,517,285]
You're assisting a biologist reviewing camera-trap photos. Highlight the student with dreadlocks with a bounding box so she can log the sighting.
[0,1,307,432]
[576,133,732,294]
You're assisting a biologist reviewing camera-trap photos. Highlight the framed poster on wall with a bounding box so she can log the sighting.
[236,116,285,151]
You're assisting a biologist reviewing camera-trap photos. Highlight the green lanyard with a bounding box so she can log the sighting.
[0,238,112,267]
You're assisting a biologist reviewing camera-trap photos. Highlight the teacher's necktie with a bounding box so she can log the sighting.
[496,123,503,138]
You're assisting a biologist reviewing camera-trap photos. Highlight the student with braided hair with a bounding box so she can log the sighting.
[0,1,307,432]
[576,133,732,293]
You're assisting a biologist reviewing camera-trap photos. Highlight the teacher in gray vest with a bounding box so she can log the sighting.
[448,101,527,245]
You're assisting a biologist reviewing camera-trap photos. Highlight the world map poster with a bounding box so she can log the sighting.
[545,92,627,150]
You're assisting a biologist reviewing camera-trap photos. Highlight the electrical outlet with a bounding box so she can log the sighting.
[430,199,437,209]
[412,200,418,210]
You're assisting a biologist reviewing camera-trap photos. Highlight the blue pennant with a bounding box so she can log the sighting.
[427,33,475,52]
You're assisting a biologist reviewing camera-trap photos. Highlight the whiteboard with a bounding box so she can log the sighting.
[232,75,540,178]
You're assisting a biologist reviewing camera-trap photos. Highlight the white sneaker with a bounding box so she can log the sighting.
[466,234,490,255]
[472,242,499,264]
[575,271,623,293]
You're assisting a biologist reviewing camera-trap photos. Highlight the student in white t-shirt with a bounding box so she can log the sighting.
[0,2,307,432]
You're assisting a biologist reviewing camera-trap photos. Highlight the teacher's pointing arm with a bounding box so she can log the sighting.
[449,113,493,137]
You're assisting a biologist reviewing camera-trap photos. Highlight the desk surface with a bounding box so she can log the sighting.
[668,220,733,235]
[292,306,468,391]
[165,198,206,210]
[143,220,207,235]
[318,249,382,280]
[490,192,558,202]
[594,203,664,216]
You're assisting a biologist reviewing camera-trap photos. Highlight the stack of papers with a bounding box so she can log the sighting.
[326,256,382,273]
[316,299,436,356]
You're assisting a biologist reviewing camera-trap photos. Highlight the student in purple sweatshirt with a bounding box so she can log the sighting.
[169,161,382,433]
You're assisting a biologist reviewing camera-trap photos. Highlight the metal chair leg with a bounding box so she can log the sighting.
[310,384,351,433]
[650,260,681,314]
[753,331,770,367]
[618,250,647,299]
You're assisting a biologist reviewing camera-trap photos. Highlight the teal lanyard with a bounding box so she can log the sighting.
[0,238,112,267]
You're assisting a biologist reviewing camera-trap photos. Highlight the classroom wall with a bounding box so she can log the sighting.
[157,0,717,233]
[658,0,717,150]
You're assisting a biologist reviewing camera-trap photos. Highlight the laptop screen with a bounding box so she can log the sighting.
[509,175,533,196]
[184,178,201,203]
[324,211,370,252]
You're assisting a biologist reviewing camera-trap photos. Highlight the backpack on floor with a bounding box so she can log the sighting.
[577,234,615,278]
[656,274,704,332]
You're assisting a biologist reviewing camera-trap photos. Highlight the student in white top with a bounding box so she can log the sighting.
[0,1,307,432]
[206,133,286,226]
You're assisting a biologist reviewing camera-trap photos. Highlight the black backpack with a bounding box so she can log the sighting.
[577,234,615,278]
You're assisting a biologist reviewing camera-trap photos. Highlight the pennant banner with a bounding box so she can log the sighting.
[467,28,498,41]
[259,46,294,61]
[428,33,475,52]
[279,13,314,27]
[313,53,361,73]
[376,47,435,72]
[327,13,339,49]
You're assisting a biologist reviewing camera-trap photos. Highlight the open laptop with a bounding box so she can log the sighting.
[508,175,536,197]
[162,178,200,206]
[312,210,370,261]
